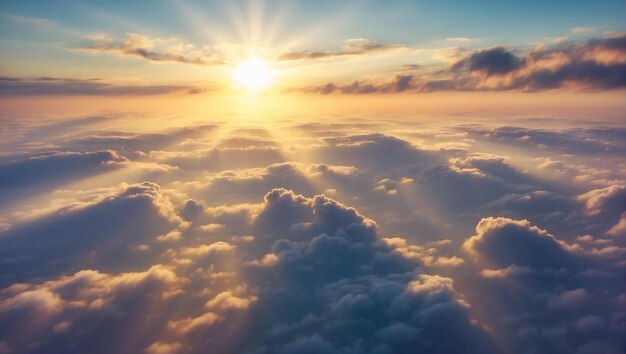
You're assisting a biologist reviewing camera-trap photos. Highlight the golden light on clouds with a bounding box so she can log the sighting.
[1,1,626,353]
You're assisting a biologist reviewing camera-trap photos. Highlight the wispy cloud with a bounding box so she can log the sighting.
[78,33,225,66]
[445,37,473,45]
[570,27,596,34]
[0,76,210,95]
[277,38,406,61]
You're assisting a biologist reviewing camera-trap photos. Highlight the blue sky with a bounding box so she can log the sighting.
[1,0,624,45]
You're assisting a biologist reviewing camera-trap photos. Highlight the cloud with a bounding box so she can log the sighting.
[153,146,284,172]
[461,217,624,354]
[2,186,502,353]
[446,33,626,90]
[0,76,210,96]
[606,212,626,237]
[452,47,525,75]
[174,162,361,206]
[232,189,498,354]
[461,126,626,156]
[0,182,180,286]
[178,242,235,257]
[0,265,180,353]
[577,185,626,237]
[1,111,624,354]
[577,185,626,216]
[390,155,538,217]
[463,217,580,268]
[278,38,405,61]
[311,133,440,171]
[570,27,596,34]
[145,342,185,354]
[204,291,256,311]
[303,33,626,93]
[379,237,465,267]
[308,75,419,94]
[166,311,221,335]
[60,124,218,154]
[446,37,473,44]
[80,33,225,66]
[0,150,127,188]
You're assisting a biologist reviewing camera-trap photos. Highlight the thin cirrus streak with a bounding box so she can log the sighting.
[0,1,625,354]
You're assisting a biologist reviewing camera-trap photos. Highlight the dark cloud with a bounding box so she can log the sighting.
[224,189,499,354]
[453,35,626,90]
[393,75,414,92]
[304,33,626,93]
[452,47,525,75]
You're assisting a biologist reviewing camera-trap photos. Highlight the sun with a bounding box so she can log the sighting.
[231,57,275,91]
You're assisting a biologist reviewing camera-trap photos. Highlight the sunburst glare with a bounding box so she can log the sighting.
[231,57,275,91]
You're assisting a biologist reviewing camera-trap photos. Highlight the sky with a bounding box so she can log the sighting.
[0,1,625,354]
[0,0,625,101]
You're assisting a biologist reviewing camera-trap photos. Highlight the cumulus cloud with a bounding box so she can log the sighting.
[222,189,498,354]
[166,311,221,335]
[577,185,626,216]
[461,217,624,354]
[463,217,580,268]
[0,265,180,353]
[205,291,256,311]
[606,212,626,237]
[2,187,502,353]
[0,182,181,285]
[1,111,624,354]
[178,242,235,257]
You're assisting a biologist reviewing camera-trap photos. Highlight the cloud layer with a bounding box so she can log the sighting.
[0,112,624,354]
